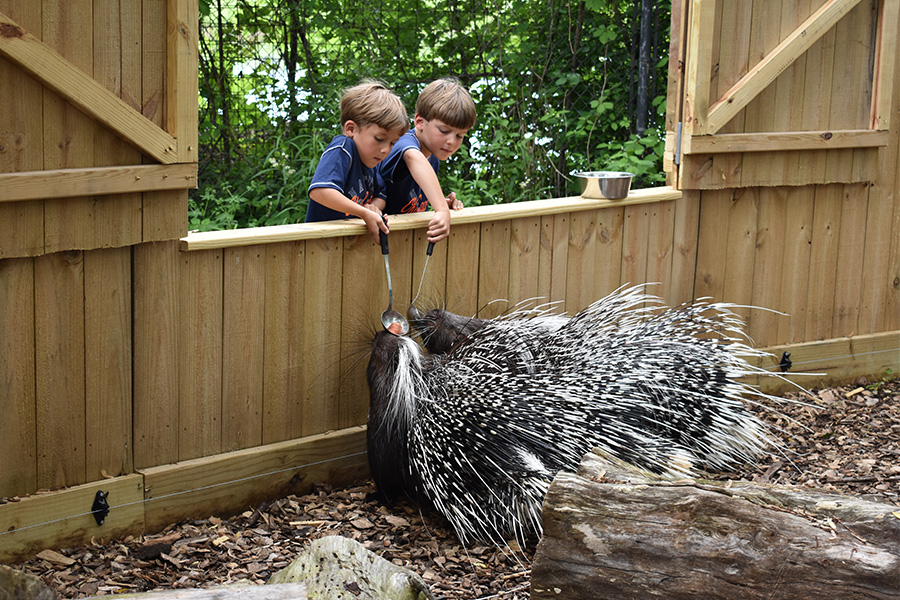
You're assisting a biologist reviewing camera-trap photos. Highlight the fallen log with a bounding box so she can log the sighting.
[531,449,900,600]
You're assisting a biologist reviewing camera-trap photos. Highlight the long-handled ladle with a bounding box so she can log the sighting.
[407,241,434,322]
[379,220,410,336]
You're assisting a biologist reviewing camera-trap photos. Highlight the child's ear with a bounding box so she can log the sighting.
[413,114,426,130]
[343,120,358,137]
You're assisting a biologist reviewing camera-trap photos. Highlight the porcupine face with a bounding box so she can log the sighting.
[409,308,489,354]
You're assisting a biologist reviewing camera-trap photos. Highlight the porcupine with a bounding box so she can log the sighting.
[366,285,785,547]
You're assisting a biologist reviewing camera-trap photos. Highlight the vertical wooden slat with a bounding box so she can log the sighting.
[668,191,700,306]
[476,221,511,318]
[300,236,343,436]
[538,214,569,312]
[34,251,86,489]
[750,188,788,348]
[409,226,448,312]
[507,216,541,308]
[565,210,600,313]
[0,0,43,258]
[775,187,815,344]
[445,224,481,316]
[84,246,132,479]
[831,183,868,336]
[801,2,837,183]
[645,201,677,299]
[682,0,716,137]
[133,241,180,468]
[621,204,653,289]
[592,207,626,302]
[723,189,759,329]
[178,249,223,459]
[168,0,199,163]
[262,242,305,444]
[222,246,265,451]
[0,257,37,496]
[693,190,731,303]
[806,185,843,340]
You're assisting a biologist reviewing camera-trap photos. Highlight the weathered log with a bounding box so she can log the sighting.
[532,449,900,600]
[0,564,57,600]
[105,584,308,600]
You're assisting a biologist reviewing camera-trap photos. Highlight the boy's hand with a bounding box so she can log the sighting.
[362,210,389,244]
[445,192,463,210]
[427,209,451,243]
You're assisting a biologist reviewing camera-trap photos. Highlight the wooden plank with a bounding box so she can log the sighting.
[802,5,838,183]
[0,474,145,563]
[143,190,188,242]
[870,0,899,129]
[683,129,888,154]
[300,236,343,436]
[222,246,266,452]
[262,242,306,445]
[620,204,653,290]
[0,257,37,497]
[681,0,717,137]
[167,0,199,162]
[667,190,700,306]
[0,10,178,163]
[340,233,397,430]
[445,223,481,317]
[775,186,815,344]
[723,188,759,329]
[754,330,900,394]
[564,210,601,313]
[410,225,448,312]
[0,164,198,202]
[591,207,626,303]
[707,0,864,134]
[806,185,843,340]
[178,188,683,251]
[477,220,511,318]
[133,241,180,468]
[141,426,368,532]
[848,0,880,180]
[34,251,86,489]
[538,213,569,312]
[507,216,541,308]
[644,201,676,301]
[178,249,223,460]
[693,190,731,302]
[84,247,133,479]
[832,183,868,336]
[750,188,789,348]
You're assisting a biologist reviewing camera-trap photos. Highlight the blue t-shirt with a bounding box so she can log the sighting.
[376,129,440,215]
[306,135,383,222]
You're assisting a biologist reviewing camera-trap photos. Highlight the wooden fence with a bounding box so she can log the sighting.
[1,0,899,562]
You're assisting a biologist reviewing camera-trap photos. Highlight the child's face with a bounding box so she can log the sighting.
[414,115,468,161]
[344,121,402,168]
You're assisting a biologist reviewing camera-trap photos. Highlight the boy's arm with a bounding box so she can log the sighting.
[403,150,452,243]
[309,187,387,242]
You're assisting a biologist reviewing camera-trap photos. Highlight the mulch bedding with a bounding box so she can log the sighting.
[7,377,900,600]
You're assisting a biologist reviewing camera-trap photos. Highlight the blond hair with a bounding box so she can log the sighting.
[416,77,477,130]
[340,80,409,133]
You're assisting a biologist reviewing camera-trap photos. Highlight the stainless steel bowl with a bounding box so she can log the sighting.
[573,171,635,200]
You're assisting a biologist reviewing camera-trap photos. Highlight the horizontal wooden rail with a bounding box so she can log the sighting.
[180,186,683,251]
[0,164,197,202]
[682,129,890,155]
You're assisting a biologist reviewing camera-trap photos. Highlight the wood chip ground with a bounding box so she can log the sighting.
[8,377,899,600]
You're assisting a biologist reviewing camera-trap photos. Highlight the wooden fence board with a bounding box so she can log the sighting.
[832,184,868,337]
[133,241,181,468]
[340,233,394,430]
[263,242,306,445]
[800,16,836,183]
[621,203,653,291]
[694,190,731,302]
[564,209,600,313]
[723,188,759,329]
[645,201,676,301]
[806,185,843,340]
[538,213,569,312]
[476,220,512,318]
[410,225,448,312]
[668,191,700,306]
[585,207,625,308]
[34,251,86,489]
[775,186,815,344]
[178,249,223,460]
[507,216,541,308]
[750,188,789,348]
[300,236,343,437]
[0,257,37,496]
[445,223,481,317]
[222,246,266,451]
[84,247,133,479]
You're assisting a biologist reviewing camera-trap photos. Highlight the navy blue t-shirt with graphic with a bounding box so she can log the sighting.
[306,135,384,222]
[376,129,440,215]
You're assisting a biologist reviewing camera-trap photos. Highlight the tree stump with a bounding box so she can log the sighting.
[532,449,900,600]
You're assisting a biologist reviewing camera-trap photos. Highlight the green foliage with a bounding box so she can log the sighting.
[196,0,672,229]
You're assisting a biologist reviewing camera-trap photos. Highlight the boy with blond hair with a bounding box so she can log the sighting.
[306,80,409,242]
[375,77,476,244]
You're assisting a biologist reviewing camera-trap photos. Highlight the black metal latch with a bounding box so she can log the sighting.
[92,490,110,525]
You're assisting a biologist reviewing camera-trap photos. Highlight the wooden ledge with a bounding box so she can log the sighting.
[180,186,682,251]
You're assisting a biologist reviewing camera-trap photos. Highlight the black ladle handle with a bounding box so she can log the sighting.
[426,241,434,256]
[379,216,389,255]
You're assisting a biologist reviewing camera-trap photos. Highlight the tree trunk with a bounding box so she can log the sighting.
[532,449,900,600]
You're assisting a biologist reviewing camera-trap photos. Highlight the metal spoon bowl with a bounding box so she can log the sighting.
[379,220,410,336]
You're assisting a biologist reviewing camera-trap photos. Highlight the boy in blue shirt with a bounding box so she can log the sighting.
[306,80,409,242]
[375,78,476,244]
